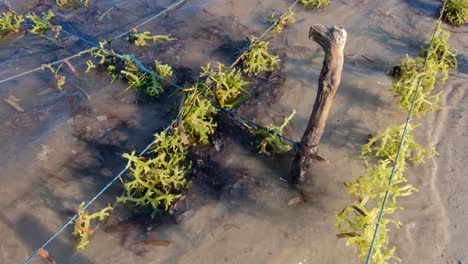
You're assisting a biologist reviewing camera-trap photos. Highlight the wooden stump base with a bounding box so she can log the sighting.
[290,24,347,184]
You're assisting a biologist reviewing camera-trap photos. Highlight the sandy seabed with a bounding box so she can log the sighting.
[0,0,467,263]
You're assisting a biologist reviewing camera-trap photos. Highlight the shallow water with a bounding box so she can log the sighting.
[0,0,467,263]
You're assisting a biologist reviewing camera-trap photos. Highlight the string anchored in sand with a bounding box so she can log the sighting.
[16,1,325,263]
[336,1,458,263]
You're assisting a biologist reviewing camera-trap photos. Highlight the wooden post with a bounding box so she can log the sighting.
[290,24,347,184]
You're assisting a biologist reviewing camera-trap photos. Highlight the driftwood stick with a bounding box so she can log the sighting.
[290,24,347,184]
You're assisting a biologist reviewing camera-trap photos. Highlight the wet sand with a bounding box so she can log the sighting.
[0,0,467,263]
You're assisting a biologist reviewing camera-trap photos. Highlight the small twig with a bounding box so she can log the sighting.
[75,86,91,101]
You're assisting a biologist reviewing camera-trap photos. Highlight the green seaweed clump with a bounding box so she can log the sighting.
[118,130,189,209]
[336,125,434,263]
[119,56,164,96]
[145,75,164,96]
[0,11,24,36]
[337,120,436,264]
[299,0,329,9]
[391,26,457,115]
[336,124,434,264]
[89,45,165,96]
[181,93,218,145]
[336,124,434,263]
[201,63,249,109]
[420,26,458,82]
[88,42,122,80]
[120,69,162,96]
[89,41,113,65]
[56,0,90,8]
[338,17,455,264]
[241,36,280,74]
[85,60,96,73]
[362,124,436,165]
[266,8,296,34]
[255,110,295,156]
[345,160,417,202]
[443,0,468,26]
[336,200,402,264]
[73,203,113,250]
[26,11,55,35]
[154,61,174,80]
[120,56,145,88]
[390,56,443,114]
[43,63,66,90]
[128,28,175,47]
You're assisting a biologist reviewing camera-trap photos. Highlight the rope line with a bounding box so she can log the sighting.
[216,106,299,147]
[3,0,298,143]
[22,126,170,264]
[228,0,299,69]
[0,0,188,84]
[19,1,301,262]
[111,0,187,41]
[364,2,448,263]
[258,0,299,42]
[0,50,91,84]
[15,1,187,263]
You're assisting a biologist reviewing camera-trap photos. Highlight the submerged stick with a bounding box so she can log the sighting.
[290,24,347,184]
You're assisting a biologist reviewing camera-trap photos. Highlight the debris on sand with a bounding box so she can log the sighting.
[133,239,171,247]
[36,248,56,264]
[3,95,24,112]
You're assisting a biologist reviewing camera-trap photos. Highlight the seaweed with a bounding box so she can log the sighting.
[336,200,402,264]
[118,130,189,209]
[56,0,90,8]
[362,124,436,165]
[255,110,295,156]
[201,63,249,109]
[121,57,165,96]
[89,45,166,96]
[43,63,66,90]
[85,60,96,73]
[391,26,457,115]
[181,93,218,145]
[390,56,442,114]
[337,160,417,263]
[120,70,146,90]
[145,75,164,96]
[299,0,329,9]
[128,28,175,47]
[154,61,174,80]
[420,26,457,81]
[265,8,296,34]
[89,41,114,64]
[443,0,468,26]
[26,11,55,35]
[0,11,24,36]
[345,160,417,202]
[73,203,113,250]
[338,19,455,264]
[241,36,280,74]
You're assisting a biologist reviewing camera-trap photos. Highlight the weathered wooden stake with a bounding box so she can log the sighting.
[290,24,347,184]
